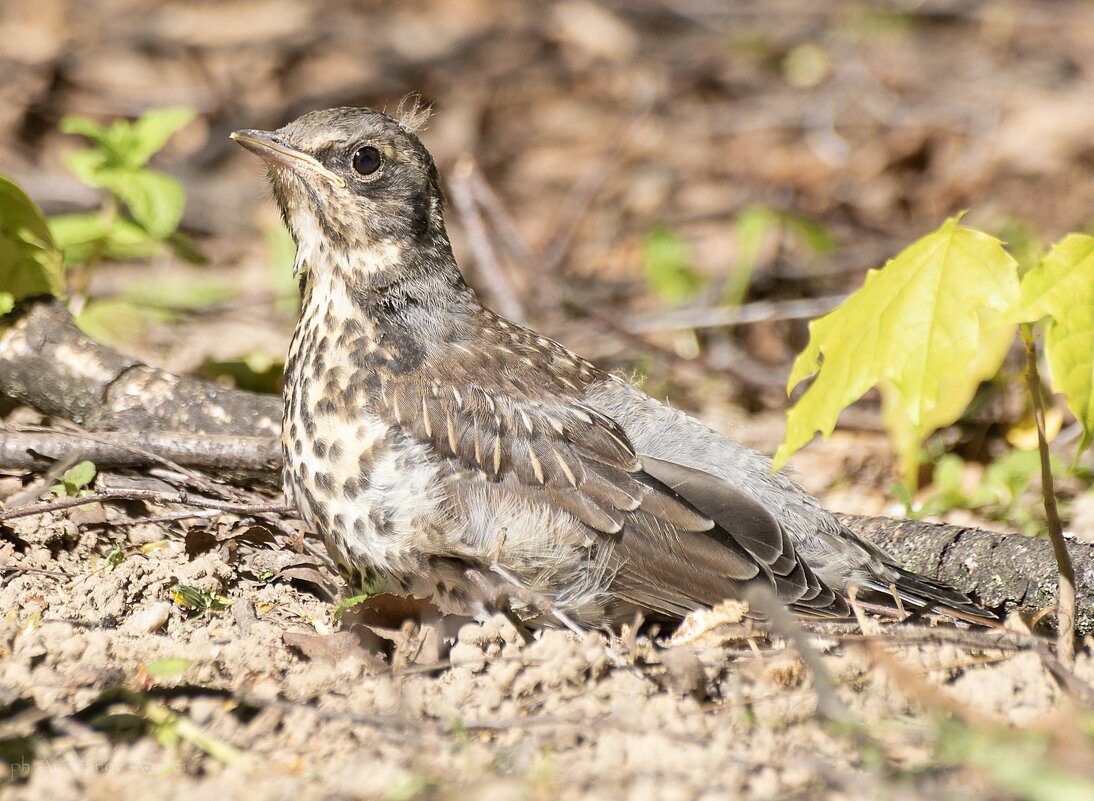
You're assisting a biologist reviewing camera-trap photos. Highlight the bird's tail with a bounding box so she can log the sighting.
[859,565,1001,625]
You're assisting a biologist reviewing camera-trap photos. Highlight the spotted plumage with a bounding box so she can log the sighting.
[232,106,989,629]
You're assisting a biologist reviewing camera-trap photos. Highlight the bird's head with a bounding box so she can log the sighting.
[231,106,449,282]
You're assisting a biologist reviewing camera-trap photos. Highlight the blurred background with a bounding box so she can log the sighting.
[3,0,1094,529]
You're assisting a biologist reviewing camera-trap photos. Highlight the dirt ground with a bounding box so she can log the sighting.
[4,497,1094,801]
[4,1,1094,799]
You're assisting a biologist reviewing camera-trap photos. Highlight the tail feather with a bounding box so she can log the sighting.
[859,566,1000,624]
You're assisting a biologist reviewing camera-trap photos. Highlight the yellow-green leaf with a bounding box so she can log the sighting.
[51,459,97,497]
[75,298,151,345]
[64,460,97,489]
[127,106,196,168]
[49,212,162,265]
[59,115,112,146]
[729,205,778,305]
[0,175,65,307]
[331,593,370,620]
[98,169,186,238]
[775,215,1019,473]
[145,658,191,678]
[880,307,1015,485]
[62,106,195,170]
[1016,233,1094,453]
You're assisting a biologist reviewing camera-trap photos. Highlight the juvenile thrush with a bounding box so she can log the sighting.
[231,107,985,630]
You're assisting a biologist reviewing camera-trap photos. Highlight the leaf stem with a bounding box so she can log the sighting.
[1020,323,1075,664]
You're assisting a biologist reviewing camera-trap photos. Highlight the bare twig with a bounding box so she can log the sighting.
[0,487,292,523]
[0,300,281,436]
[0,429,280,476]
[564,294,788,390]
[449,158,527,323]
[625,294,848,334]
[535,99,654,278]
[109,509,223,527]
[466,166,531,263]
[834,625,1028,653]
[1021,324,1075,664]
[109,690,248,766]
[858,637,999,728]
[744,584,847,724]
[10,426,259,505]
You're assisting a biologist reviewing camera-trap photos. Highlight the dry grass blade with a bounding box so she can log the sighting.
[2,448,83,509]
[625,294,849,334]
[0,427,280,481]
[449,157,526,323]
[744,584,847,724]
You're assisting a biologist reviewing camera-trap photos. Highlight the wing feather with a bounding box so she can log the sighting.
[373,353,845,619]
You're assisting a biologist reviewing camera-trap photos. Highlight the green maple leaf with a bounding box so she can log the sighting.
[1016,233,1094,455]
[775,215,1019,479]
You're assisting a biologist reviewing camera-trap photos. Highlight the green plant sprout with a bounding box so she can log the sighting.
[641,225,705,305]
[51,106,196,269]
[170,584,230,619]
[0,107,206,345]
[50,460,97,498]
[729,204,836,306]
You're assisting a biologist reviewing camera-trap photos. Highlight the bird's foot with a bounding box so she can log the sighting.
[461,564,587,638]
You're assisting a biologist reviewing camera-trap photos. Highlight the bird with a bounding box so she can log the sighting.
[231,105,988,632]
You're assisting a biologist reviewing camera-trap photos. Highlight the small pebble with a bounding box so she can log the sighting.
[124,601,173,634]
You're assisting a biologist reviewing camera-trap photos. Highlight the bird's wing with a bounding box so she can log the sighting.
[375,367,844,618]
[639,455,844,615]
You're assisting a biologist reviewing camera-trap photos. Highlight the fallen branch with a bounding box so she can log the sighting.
[745,584,849,724]
[466,163,531,263]
[535,99,653,278]
[0,300,281,436]
[624,294,848,334]
[449,158,527,323]
[840,514,1094,638]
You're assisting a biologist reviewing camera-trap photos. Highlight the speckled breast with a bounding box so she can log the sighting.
[281,280,447,591]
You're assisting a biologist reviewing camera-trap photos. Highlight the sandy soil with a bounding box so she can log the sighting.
[3,492,1094,800]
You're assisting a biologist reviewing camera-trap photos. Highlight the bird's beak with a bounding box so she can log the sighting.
[229,129,346,188]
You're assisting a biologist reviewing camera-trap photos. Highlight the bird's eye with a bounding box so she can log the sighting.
[351,146,382,176]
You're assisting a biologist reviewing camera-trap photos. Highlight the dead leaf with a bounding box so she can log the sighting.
[670,600,753,647]
[339,593,443,630]
[184,528,219,558]
[68,502,109,526]
[220,523,277,548]
[274,566,336,601]
[283,630,372,667]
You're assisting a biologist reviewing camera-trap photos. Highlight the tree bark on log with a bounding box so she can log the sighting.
[839,514,1094,636]
[0,300,281,436]
[2,301,1092,633]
